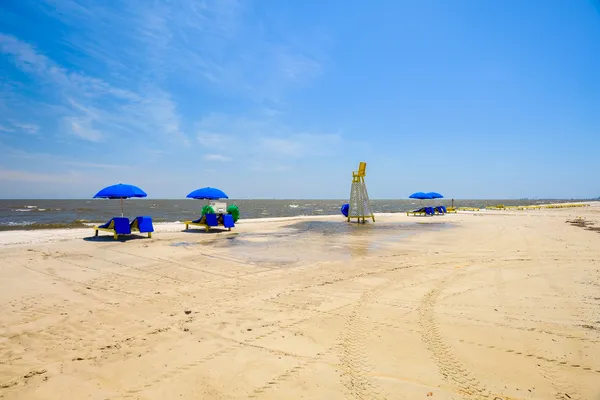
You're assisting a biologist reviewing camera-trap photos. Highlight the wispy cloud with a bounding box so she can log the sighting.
[276,49,322,81]
[194,112,342,162]
[0,168,82,183]
[197,132,232,150]
[35,0,327,103]
[11,122,40,135]
[0,32,188,146]
[0,120,40,135]
[63,116,102,142]
[258,133,342,158]
[203,154,232,162]
[2,145,128,169]
[0,0,334,197]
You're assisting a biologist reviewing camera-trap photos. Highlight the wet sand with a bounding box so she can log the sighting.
[1,206,599,399]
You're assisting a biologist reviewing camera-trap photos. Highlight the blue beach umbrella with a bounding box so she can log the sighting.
[409,192,433,200]
[426,192,444,199]
[93,183,147,217]
[186,187,229,200]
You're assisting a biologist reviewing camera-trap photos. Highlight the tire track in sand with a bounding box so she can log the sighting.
[419,272,491,400]
[248,347,334,398]
[338,279,398,400]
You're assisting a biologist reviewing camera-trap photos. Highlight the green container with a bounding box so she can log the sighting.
[201,205,215,217]
[227,204,240,222]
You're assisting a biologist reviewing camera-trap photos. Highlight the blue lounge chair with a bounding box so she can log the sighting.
[205,213,218,230]
[185,216,203,230]
[131,216,154,238]
[94,217,131,240]
[222,214,235,230]
[184,213,220,232]
[184,212,237,232]
[425,207,435,216]
[434,206,446,215]
[407,207,428,216]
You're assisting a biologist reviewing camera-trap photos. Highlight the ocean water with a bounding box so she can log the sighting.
[0,198,588,231]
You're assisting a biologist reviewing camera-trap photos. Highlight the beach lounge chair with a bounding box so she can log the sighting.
[184,213,221,232]
[434,206,446,215]
[184,216,205,230]
[130,216,154,238]
[94,217,131,240]
[406,207,426,216]
[407,207,434,216]
[222,214,235,231]
[205,213,219,230]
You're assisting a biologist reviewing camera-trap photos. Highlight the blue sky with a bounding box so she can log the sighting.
[1,0,599,199]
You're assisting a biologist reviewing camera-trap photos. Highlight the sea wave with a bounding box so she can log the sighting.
[0,220,91,231]
[0,221,36,227]
[12,207,61,212]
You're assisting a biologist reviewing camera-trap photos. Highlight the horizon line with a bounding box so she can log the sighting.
[0,197,597,201]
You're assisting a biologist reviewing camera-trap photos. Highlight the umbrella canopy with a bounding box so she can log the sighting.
[409,192,433,200]
[94,183,147,199]
[187,187,229,200]
[426,192,444,199]
[93,183,147,217]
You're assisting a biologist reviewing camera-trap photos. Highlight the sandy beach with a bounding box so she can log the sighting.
[1,205,599,400]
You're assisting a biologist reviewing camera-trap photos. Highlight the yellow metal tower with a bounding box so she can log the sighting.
[348,162,375,223]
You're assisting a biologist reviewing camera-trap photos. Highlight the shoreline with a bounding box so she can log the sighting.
[1,201,597,248]
[0,213,437,248]
[0,200,595,233]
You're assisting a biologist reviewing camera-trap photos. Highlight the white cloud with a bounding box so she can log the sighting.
[11,122,40,135]
[35,1,327,102]
[194,112,342,163]
[63,116,103,142]
[276,49,322,81]
[203,154,232,162]
[197,132,232,150]
[0,33,136,100]
[0,0,331,166]
[60,160,122,169]
[259,133,342,158]
[1,145,128,169]
[0,33,189,146]
[258,137,303,157]
[0,168,82,183]
[138,89,189,147]
[0,120,40,135]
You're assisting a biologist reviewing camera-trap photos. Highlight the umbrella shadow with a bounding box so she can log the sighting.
[181,228,231,234]
[83,234,151,242]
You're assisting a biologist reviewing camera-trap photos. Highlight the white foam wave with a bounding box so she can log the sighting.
[0,221,36,226]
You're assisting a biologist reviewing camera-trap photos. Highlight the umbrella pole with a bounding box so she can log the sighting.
[120,198,124,217]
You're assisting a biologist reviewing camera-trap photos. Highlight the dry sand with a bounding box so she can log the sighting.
[1,205,599,400]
